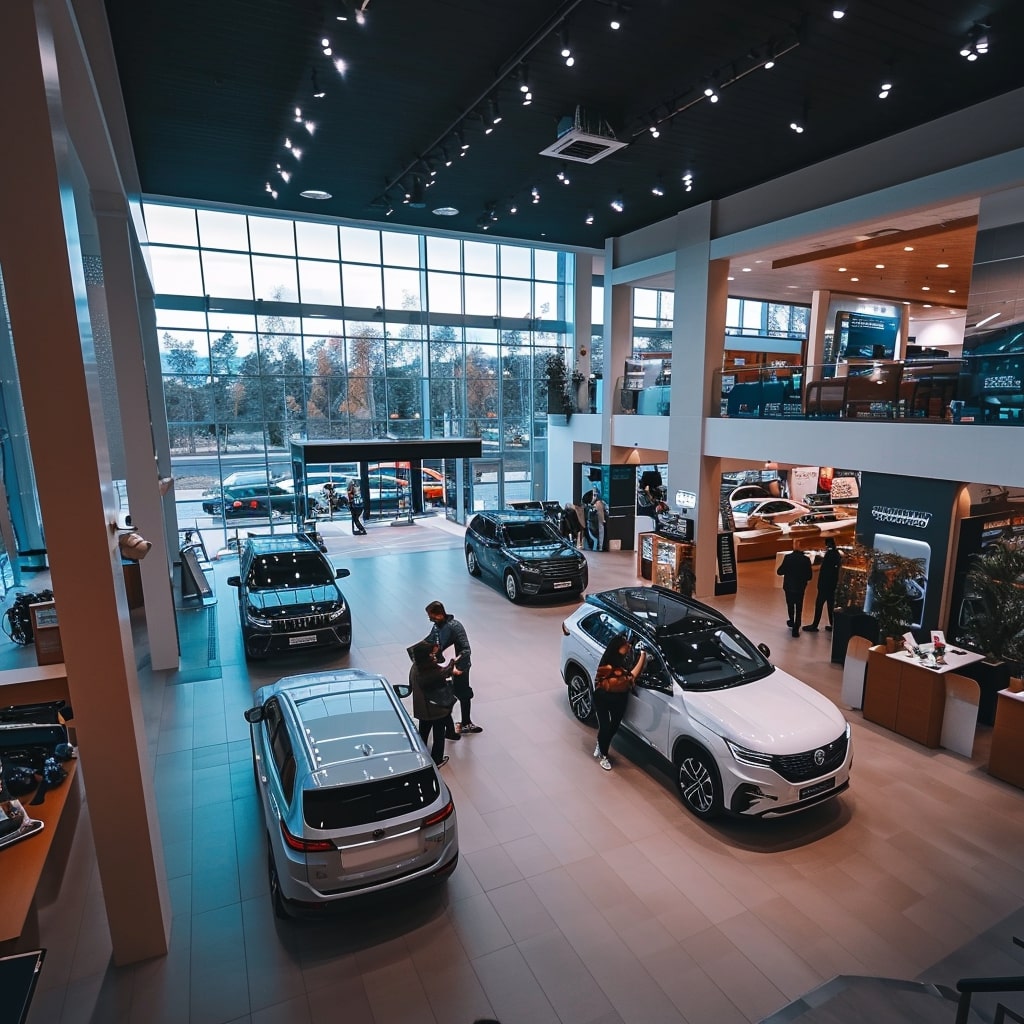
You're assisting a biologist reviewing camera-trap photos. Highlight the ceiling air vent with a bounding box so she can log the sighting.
[539,107,628,165]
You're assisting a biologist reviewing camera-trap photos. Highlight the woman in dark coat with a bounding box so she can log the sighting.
[408,640,454,767]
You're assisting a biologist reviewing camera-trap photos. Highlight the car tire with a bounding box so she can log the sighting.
[466,547,481,577]
[268,840,290,920]
[674,743,724,820]
[566,665,595,724]
[503,570,520,603]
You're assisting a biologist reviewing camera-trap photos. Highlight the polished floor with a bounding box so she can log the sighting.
[9,514,1024,1024]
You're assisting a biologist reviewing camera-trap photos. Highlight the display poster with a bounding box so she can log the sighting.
[789,466,820,505]
[715,532,738,595]
[856,472,959,631]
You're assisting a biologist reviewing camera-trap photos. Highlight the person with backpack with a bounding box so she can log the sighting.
[592,633,646,771]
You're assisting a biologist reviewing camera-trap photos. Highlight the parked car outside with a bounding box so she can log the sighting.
[227,534,352,659]
[465,510,588,603]
[244,669,459,918]
[202,470,285,497]
[729,498,810,529]
[202,483,297,519]
[370,462,446,504]
[560,586,852,819]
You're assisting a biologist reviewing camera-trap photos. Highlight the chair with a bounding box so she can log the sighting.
[940,673,980,757]
[805,379,847,417]
[841,635,873,710]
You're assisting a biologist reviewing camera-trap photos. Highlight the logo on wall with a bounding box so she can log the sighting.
[870,506,932,529]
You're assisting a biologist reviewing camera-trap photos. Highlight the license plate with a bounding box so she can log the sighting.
[341,830,420,869]
[800,777,836,800]
[553,581,572,589]
[288,634,318,646]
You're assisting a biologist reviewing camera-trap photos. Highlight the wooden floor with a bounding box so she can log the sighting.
[9,515,1024,1024]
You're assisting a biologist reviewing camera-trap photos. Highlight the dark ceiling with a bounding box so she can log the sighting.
[103,0,1024,250]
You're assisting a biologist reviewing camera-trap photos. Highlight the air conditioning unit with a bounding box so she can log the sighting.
[539,108,628,164]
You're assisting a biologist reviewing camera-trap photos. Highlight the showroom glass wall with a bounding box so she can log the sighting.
[140,203,576,534]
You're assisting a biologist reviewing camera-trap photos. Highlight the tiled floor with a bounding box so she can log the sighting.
[10,515,1024,1024]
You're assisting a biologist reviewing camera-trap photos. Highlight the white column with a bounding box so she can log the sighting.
[0,0,169,963]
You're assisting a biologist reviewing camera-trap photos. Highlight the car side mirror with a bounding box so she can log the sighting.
[336,568,351,579]
[227,575,240,587]
[243,706,264,724]
[392,682,412,699]
[757,642,771,659]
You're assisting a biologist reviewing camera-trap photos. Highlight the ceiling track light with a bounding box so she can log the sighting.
[704,83,720,104]
[878,80,892,99]
[789,120,804,133]
[457,128,469,151]
[517,64,530,93]
[651,179,665,196]
[531,185,541,204]
[321,36,332,56]
[609,2,625,30]
[559,23,574,66]
[649,123,660,139]
[831,4,846,20]
[960,22,990,60]
[682,171,693,192]
[522,91,532,106]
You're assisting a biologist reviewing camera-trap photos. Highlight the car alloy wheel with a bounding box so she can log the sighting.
[566,667,595,724]
[466,548,480,576]
[503,570,520,603]
[675,746,723,820]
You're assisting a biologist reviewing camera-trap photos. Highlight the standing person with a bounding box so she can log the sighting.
[424,600,480,736]
[804,537,842,632]
[593,633,646,771]
[581,492,597,550]
[777,547,813,637]
[591,489,608,551]
[407,640,454,767]
[347,479,367,535]
[561,501,584,548]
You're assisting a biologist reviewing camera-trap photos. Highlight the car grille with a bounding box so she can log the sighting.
[271,612,332,633]
[536,560,583,581]
[770,732,848,783]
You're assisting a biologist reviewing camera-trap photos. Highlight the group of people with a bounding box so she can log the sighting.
[408,601,481,768]
[559,488,607,551]
[776,537,843,638]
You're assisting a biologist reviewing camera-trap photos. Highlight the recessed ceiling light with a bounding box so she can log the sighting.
[741,267,752,272]
[849,276,859,282]
[875,264,885,269]
[936,262,949,268]
[904,246,914,252]
[949,289,957,294]
[727,276,735,281]
[923,304,932,308]
[837,266,847,272]
[432,206,459,216]
[299,189,332,200]
[921,286,930,291]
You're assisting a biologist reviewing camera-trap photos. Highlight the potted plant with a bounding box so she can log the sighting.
[958,538,1024,667]
[543,349,582,421]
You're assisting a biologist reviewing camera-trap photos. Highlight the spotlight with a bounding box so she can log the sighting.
[509,201,518,215]
[831,5,846,19]
[408,177,426,208]
[681,171,693,192]
[878,81,892,99]
[649,124,660,139]
[960,23,990,60]
[531,185,541,204]
[321,36,332,56]
[489,98,502,125]
[611,192,624,213]
[789,120,804,133]
[609,2,625,30]
[522,91,532,106]
[557,163,571,185]
[458,128,469,151]
[585,209,595,225]
[651,180,665,197]
[704,84,720,104]
[518,64,530,93]
[560,24,574,66]
[442,147,453,167]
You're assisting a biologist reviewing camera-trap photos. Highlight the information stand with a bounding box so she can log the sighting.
[28,603,62,666]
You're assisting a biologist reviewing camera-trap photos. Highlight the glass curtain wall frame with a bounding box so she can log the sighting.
[143,202,575,546]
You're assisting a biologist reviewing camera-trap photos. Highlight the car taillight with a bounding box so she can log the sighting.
[423,800,454,827]
[561,621,570,636]
[279,818,333,852]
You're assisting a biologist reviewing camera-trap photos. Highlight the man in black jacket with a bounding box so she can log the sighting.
[777,548,813,638]
[804,538,843,632]
[425,600,481,736]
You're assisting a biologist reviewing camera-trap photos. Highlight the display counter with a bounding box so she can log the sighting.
[989,689,1024,789]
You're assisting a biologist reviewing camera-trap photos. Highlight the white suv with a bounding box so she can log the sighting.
[560,587,852,819]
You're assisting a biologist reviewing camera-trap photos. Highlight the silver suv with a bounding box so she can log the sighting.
[244,670,459,918]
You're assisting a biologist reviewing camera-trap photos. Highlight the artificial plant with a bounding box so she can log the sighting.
[959,538,1024,665]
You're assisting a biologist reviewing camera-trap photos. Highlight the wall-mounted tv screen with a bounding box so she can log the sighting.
[835,311,901,361]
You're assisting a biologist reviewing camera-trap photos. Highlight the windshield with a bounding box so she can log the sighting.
[658,625,771,689]
[247,552,336,589]
[503,522,560,545]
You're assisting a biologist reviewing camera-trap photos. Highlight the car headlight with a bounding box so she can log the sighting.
[518,562,543,575]
[245,607,274,630]
[329,601,348,620]
[725,739,774,769]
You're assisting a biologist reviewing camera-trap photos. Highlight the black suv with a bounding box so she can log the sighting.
[465,510,588,603]
[227,534,352,659]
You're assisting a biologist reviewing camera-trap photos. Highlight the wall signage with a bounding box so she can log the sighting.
[675,490,696,509]
[870,505,932,529]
